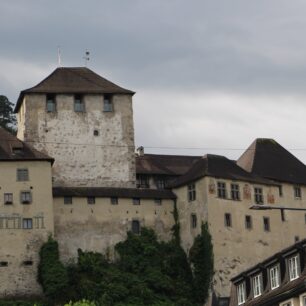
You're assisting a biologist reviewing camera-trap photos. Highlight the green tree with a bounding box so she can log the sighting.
[189,222,214,304]
[0,95,16,134]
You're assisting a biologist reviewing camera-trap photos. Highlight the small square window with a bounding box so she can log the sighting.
[225,213,232,227]
[188,184,196,201]
[133,198,140,205]
[191,214,197,229]
[294,186,302,199]
[263,217,270,232]
[64,196,72,204]
[154,198,162,205]
[74,95,85,112]
[17,169,29,181]
[4,193,13,205]
[87,196,95,204]
[20,191,32,204]
[46,94,56,112]
[217,182,227,199]
[111,197,118,205]
[103,94,113,112]
[93,129,99,136]
[23,218,33,229]
[131,220,140,234]
[245,215,252,229]
[254,187,264,204]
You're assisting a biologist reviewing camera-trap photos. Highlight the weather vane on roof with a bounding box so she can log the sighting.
[83,50,90,67]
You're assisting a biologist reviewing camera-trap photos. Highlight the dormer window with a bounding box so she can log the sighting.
[270,265,280,289]
[74,95,85,112]
[237,282,246,305]
[252,273,262,298]
[103,94,113,112]
[46,94,56,112]
[288,255,299,281]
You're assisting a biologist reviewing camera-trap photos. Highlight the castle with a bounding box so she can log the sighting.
[2,66,306,306]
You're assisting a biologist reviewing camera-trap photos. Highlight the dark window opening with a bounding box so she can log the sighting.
[93,129,99,136]
[191,214,197,229]
[188,183,196,201]
[4,193,13,205]
[225,213,232,227]
[21,191,32,204]
[46,94,56,112]
[87,197,95,204]
[245,215,252,229]
[111,197,118,205]
[254,187,264,204]
[132,220,140,234]
[0,261,8,267]
[74,95,85,112]
[23,260,33,266]
[218,182,227,199]
[263,217,270,232]
[133,198,140,205]
[154,198,162,205]
[136,174,149,188]
[278,185,283,197]
[64,196,72,204]
[231,184,240,200]
[103,94,113,112]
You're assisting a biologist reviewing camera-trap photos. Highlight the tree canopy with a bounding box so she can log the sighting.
[0,95,16,134]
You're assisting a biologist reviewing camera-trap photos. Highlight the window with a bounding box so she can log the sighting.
[231,184,240,200]
[46,94,56,112]
[237,282,246,305]
[87,196,95,204]
[270,265,280,289]
[133,198,140,205]
[4,193,13,205]
[93,129,99,136]
[64,196,72,204]
[278,185,283,197]
[20,191,32,204]
[281,302,291,306]
[245,215,252,230]
[302,296,306,306]
[111,197,118,205]
[17,169,29,181]
[252,274,262,298]
[23,218,33,229]
[263,217,270,232]
[224,213,232,227]
[0,261,8,267]
[288,255,299,281]
[23,260,33,266]
[136,174,149,188]
[154,198,162,205]
[294,186,302,199]
[188,183,196,201]
[191,214,197,229]
[74,95,85,112]
[156,179,165,189]
[254,187,264,204]
[217,182,227,199]
[103,94,113,112]
[132,220,140,234]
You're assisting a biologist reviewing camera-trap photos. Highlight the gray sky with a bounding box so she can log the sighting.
[2,0,306,161]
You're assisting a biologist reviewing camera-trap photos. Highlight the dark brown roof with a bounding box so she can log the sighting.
[53,187,176,199]
[0,128,53,163]
[168,154,277,188]
[15,67,135,112]
[136,154,201,176]
[230,238,306,306]
[237,138,306,185]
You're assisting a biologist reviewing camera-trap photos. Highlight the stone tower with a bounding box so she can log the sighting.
[15,67,136,188]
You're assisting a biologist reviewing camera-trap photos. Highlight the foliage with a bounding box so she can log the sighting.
[0,302,44,306]
[37,236,69,303]
[64,300,96,306]
[189,222,214,304]
[0,95,16,134]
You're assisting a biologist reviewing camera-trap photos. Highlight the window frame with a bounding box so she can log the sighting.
[263,216,270,232]
[46,94,56,112]
[154,198,162,205]
[191,213,197,229]
[254,187,264,204]
[74,95,85,112]
[22,218,33,229]
[4,193,13,205]
[103,94,113,112]
[252,273,263,298]
[64,196,72,205]
[87,196,95,205]
[270,264,280,290]
[237,282,246,305]
[245,215,252,230]
[217,181,227,199]
[294,186,302,199]
[132,198,140,205]
[224,213,232,227]
[20,191,32,204]
[231,183,240,200]
[17,168,29,181]
[110,197,118,205]
[131,219,140,234]
[288,255,299,281]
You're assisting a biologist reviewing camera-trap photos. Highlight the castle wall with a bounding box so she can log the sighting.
[17,93,136,188]
[173,177,306,300]
[0,161,53,297]
[53,196,175,262]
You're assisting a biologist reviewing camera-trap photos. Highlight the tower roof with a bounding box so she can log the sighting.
[237,138,306,185]
[0,127,53,163]
[15,67,135,112]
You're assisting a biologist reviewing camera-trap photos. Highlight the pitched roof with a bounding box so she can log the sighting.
[15,67,135,112]
[237,138,306,185]
[53,187,176,199]
[169,154,276,188]
[136,154,201,176]
[0,128,53,163]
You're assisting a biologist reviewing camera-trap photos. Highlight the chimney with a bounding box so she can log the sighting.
[137,146,144,156]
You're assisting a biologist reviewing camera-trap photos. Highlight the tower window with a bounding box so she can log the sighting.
[93,129,99,136]
[46,94,56,112]
[131,220,140,234]
[74,95,85,112]
[103,94,113,112]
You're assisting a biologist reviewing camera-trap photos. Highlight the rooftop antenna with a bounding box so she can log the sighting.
[57,46,61,67]
[83,50,90,67]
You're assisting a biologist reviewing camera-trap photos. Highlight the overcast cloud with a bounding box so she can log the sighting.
[2,0,306,161]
